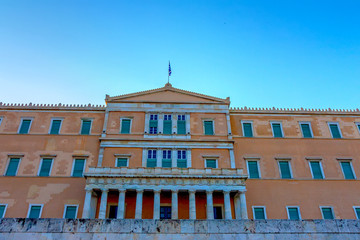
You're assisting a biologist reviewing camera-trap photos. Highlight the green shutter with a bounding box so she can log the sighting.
[330,124,341,138]
[272,123,283,138]
[29,206,41,218]
[279,161,291,179]
[322,208,334,219]
[204,121,214,135]
[288,208,300,220]
[177,120,186,134]
[177,159,187,168]
[81,120,91,135]
[243,123,253,137]
[39,158,53,177]
[341,162,355,179]
[355,208,360,219]
[147,159,157,168]
[310,161,323,179]
[163,120,172,134]
[254,208,265,219]
[65,206,77,219]
[72,159,85,177]
[150,120,158,128]
[50,120,62,134]
[206,159,217,168]
[301,124,312,138]
[248,161,260,179]
[5,158,20,176]
[162,159,172,168]
[0,205,6,218]
[19,119,31,134]
[117,158,128,167]
[121,119,131,134]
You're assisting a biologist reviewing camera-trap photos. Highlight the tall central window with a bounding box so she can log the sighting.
[177,150,187,168]
[149,115,158,134]
[163,115,172,134]
[147,150,157,167]
[177,115,186,134]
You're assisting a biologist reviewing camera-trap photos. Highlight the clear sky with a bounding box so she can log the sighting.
[1,0,359,109]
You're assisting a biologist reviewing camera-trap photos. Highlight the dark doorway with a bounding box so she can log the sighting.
[160,206,171,219]
[213,206,223,219]
[108,205,118,219]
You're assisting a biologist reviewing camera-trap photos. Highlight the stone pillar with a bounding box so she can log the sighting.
[206,190,214,219]
[142,149,147,167]
[189,190,196,220]
[171,190,178,219]
[158,114,164,134]
[82,188,93,218]
[240,191,248,219]
[135,189,144,219]
[172,149,177,168]
[234,193,241,219]
[229,149,235,169]
[153,190,161,219]
[187,149,192,168]
[156,149,162,167]
[117,189,126,219]
[224,190,232,219]
[98,188,109,219]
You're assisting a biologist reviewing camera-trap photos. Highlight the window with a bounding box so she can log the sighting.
[340,161,355,179]
[72,159,85,177]
[320,207,334,219]
[353,207,360,219]
[177,115,186,134]
[299,122,313,138]
[253,206,266,220]
[278,160,292,179]
[149,114,158,134]
[328,122,342,138]
[162,150,172,168]
[160,206,171,219]
[205,159,217,168]
[309,161,324,179]
[356,123,360,134]
[287,206,301,220]
[242,121,253,137]
[247,161,260,179]
[204,120,214,135]
[80,119,92,135]
[147,150,157,167]
[271,122,283,138]
[108,205,118,218]
[163,114,172,134]
[18,119,32,134]
[0,204,7,218]
[49,119,62,134]
[0,117,2,127]
[64,205,78,219]
[177,150,187,168]
[27,204,43,218]
[38,158,53,177]
[120,118,131,134]
[213,206,223,219]
[116,158,128,167]
[5,158,21,176]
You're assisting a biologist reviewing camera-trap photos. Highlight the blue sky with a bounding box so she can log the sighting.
[1,0,359,109]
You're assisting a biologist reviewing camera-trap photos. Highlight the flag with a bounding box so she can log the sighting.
[168,61,172,76]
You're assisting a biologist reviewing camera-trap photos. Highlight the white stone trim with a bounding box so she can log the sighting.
[27,204,44,218]
[37,157,54,177]
[252,206,267,220]
[63,204,79,218]
[286,206,301,220]
[17,117,34,134]
[327,122,342,138]
[298,121,313,138]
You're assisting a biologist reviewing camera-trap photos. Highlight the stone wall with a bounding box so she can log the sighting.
[0,218,360,240]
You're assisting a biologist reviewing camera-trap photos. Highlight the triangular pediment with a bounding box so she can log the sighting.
[106,83,230,104]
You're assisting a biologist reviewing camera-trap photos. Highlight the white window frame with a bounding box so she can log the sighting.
[213,204,225,219]
[286,206,301,220]
[270,121,284,138]
[327,122,342,138]
[37,158,54,177]
[79,118,93,135]
[252,206,267,220]
[355,122,360,135]
[308,160,325,179]
[299,121,313,138]
[241,120,254,137]
[277,160,293,179]
[17,118,33,134]
[246,159,261,179]
[71,158,86,177]
[27,204,44,218]
[320,206,335,219]
[115,157,129,167]
[0,117,2,127]
[63,204,79,218]
[0,204,8,218]
[48,118,64,134]
[203,119,215,135]
[204,158,218,168]
[120,117,132,134]
[353,206,360,219]
[4,157,22,176]
[338,160,357,179]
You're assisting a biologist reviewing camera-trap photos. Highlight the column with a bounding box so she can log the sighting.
[82,188,92,218]
[240,191,248,219]
[206,190,214,219]
[187,149,192,168]
[185,114,190,134]
[189,190,196,219]
[224,190,232,219]
[234,193,241,219]
[158,114,164,134]
[156,149,162,167]
[229,149,235,169]
[153,190,161,219]
[172,113,177,134]
[117,189,126,219]
[171,190,178,219]
[98,188,109,219]
[142,149,147,167]
[135,189,144,219]
[172,149,177,168]
[97,147,105,167]
[144,113,150,134]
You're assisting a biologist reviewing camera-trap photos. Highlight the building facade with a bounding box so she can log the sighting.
[1,83,360,220]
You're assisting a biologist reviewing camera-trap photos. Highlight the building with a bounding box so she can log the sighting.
[1,83,360,221]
